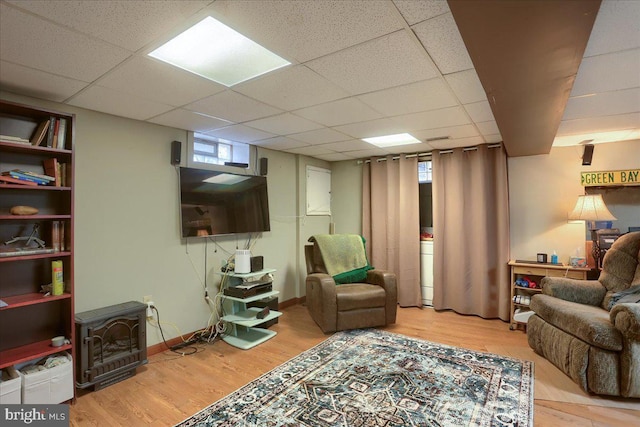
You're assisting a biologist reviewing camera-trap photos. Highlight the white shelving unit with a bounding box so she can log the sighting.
[420,240,434,306]
[220,269,282,350]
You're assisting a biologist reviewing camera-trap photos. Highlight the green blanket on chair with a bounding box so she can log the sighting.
[311,234,372,284]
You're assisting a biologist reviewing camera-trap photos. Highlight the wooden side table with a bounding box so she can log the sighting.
[508,260,590,331]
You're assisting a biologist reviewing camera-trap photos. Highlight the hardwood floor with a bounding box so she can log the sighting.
[70,305,640,426]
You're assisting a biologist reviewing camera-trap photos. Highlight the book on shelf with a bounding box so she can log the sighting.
[52,118,60,149]
[22,170,55,182]
[61,163,68,187]
[1,170,49,185]
[43,158,60,186]
[0,134,31,144]
[30,119,50,146]
[57,118,67,149]
[50,221,67,252]
[60,221,66,252]
[46,116,56,147]
[0,174,38,186]
[52,221,60,252]
[0,247,55,257]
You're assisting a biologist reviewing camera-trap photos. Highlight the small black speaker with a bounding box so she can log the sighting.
[259,157,268,176]
[250,256,264,272]
[171,140,181,165]
[582,144,594,166]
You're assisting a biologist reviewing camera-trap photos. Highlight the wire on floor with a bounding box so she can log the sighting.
[152,305,199,356]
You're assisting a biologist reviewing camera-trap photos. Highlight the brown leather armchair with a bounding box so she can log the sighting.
[304,239,397,334]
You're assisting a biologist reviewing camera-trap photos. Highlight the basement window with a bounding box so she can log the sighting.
[193,136,231,165]
[190,133,250,169]
[419,161,433,232]
[418,161,432,183]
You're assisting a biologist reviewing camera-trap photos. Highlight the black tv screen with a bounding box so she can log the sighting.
[179,167,270,237]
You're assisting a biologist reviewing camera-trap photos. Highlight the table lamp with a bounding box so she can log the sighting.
[568,194,616,268]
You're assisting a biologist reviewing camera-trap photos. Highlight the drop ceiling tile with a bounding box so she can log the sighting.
[0,61,87,102]
[475,121,500,136]
[99,56,225,107]
[286,145,336,156]
[6,0,210,52]
[583,0,640,57]
[412,12,473,74]
[357,78,458,116]
[0,4,131,82]
[563,88,640,121]
[333,118,407,139]
[571,49,640,97]
[319,139,376,152]
[245,113,323,135]
[211,0,404,63]
[186,90,283,123]
[288,128,351,144]
[294,98,383,127]
[202,124,275,143]
[307,29,439,95]
[553,129,640,147]
[391,106,471,131]
[429,135,485,149]
[313,152,357,162]
[68,85,174,121]
[444,69,487,104]
[484,134,503,144]
[234,65,349,111]
[393,142,434,154]
[147,108,233,132]
[411,124,479,142]
[463,101,495,123]
[253,136,308,150]
[392,0,451,26]
[557,112,640,136]
[342,148,390,158]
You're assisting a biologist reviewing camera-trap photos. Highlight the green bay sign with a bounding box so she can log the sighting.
[581,169,640,186]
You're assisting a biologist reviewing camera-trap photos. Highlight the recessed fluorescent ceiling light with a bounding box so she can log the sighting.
[203,174,251,185]
[362,133,420,148]
[148,16,290,87]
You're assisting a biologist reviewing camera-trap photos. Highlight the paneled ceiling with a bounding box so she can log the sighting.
[0,0,638,161]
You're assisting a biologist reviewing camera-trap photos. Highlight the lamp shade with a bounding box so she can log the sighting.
[568,194,617,221]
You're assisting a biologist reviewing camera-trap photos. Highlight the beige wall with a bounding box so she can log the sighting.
[1,91,318,346]
[331,160,363,234]
[509,139,640,263]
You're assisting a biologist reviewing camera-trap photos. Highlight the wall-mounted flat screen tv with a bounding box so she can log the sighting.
[179,167,270,237]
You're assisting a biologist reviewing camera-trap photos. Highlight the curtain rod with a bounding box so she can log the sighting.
[356,143,503,164]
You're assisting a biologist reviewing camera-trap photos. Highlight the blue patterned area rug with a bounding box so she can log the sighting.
[177,329,533,427]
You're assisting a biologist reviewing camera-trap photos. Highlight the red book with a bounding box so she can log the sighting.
[42,158,60,186]
[0,175,38,186]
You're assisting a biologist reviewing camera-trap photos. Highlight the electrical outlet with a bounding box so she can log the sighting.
[146,301,154,320]
[143,295,153,304]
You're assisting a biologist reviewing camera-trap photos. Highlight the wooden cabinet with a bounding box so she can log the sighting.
[219,269,282,350]
[508,261,588,331]
[0,100,75,402]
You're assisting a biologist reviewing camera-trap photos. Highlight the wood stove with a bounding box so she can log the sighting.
[75,301,147,390]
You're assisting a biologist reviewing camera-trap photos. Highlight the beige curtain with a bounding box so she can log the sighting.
[362,155,422,307]
[432,145,510,320]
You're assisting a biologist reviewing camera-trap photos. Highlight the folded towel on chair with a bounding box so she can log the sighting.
[310,234,372,282]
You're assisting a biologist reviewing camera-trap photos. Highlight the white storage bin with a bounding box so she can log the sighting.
[0,366,22,404]
[21,352,73,404]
